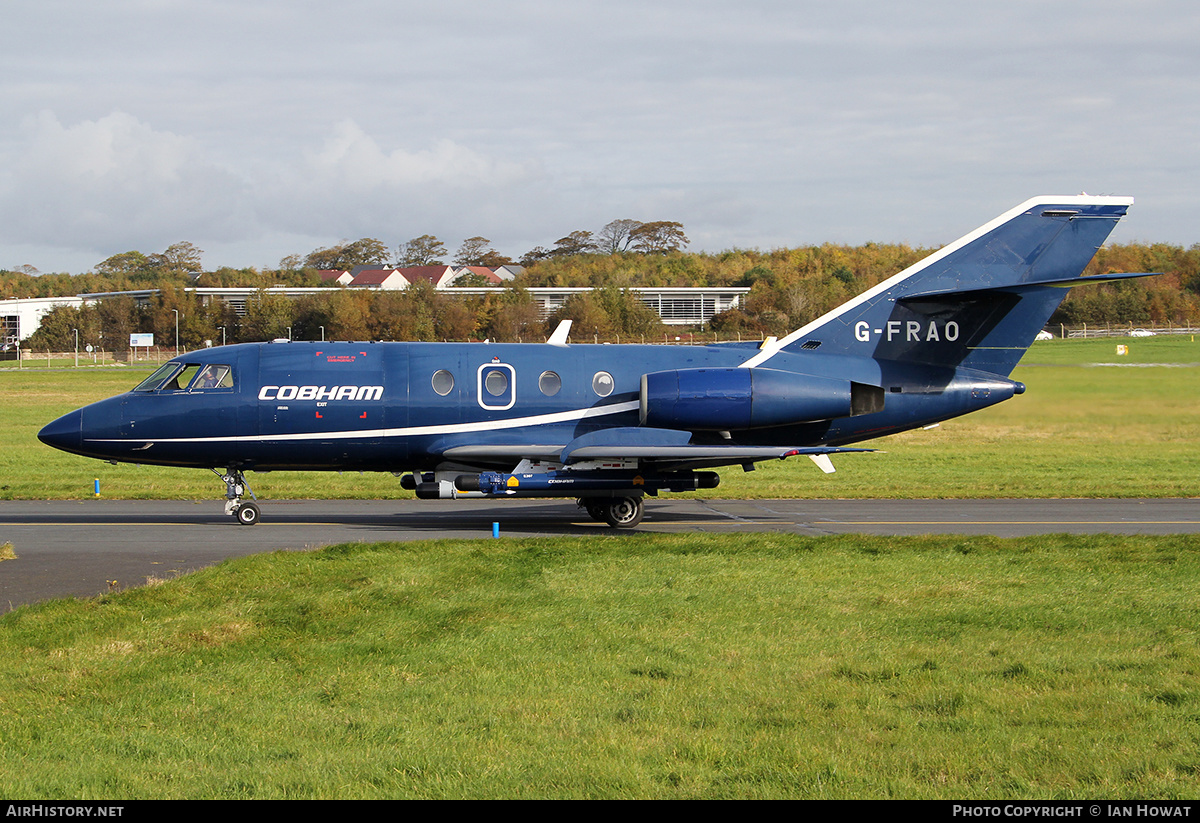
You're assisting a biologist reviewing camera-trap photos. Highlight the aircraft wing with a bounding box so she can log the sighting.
[441,444,567,463]
[563,444,874,473]
[441,427,875,474]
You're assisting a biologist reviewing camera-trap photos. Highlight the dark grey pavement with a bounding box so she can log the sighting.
[2,497,1198,611]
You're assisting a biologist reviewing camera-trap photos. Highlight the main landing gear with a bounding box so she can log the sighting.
[214,468,259,526]
[579,495,645,528]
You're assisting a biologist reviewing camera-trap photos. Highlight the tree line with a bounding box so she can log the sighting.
[22,282,669,353]
[8,234,1200,352]
[293,219,690,271]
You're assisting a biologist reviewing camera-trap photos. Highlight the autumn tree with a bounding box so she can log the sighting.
[94,251,154,280]
[550,230,599,257]
[303,246,341,270]
[594,286,664,338]
[396,235,448,267]
[547,292,614,340]
[327,290,375,340]
[597,219,643,254]
[150,242,204,277]
[630,221,688,254]
[140,286,220,350]
[241,291,295,341]
[24,305,82,351]
[483,286,541,341]
[304,238,390,270]
[431,291,480,340]
[519,246,553,266]
[95,296,137,352]
[454,237,513,267]
[372,287,435,341]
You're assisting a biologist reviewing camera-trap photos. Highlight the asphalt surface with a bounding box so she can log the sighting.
[2,497,1198,611]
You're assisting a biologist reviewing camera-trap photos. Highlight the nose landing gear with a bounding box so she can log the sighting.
[214,468,259,525]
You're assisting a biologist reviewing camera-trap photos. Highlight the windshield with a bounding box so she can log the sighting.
[131,363,234,392]
[132,363,182,392]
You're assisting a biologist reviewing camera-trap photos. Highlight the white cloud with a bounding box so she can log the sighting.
[0,111,548,267]
[305,120,535,191]
[2,2,1199,271]
[0,111,249,255]
[267,120,548,240]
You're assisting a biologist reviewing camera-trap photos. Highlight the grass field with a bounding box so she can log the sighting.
[3,339,1199,799]
[3,336,1197,500]
[1,532,1198,799]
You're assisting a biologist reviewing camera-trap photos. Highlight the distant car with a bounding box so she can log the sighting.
[1129,328,1156,337]
[1035,330,1054,340]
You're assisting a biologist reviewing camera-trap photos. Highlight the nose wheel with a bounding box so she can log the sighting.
[215,468,260,525]
[234,501,260,526]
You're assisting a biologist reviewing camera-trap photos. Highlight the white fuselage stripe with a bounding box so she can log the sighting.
[86,401,641,444]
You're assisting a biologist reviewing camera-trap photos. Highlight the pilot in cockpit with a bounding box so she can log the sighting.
[193,365,229,390]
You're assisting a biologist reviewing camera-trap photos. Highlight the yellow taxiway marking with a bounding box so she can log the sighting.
[8,519,1200,529]
[827,520,1200,526]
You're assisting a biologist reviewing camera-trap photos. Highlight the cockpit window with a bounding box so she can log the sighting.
[162,365,200,391]
[132,363,182,392]
[189,364,233,390]
[130,363,233,392]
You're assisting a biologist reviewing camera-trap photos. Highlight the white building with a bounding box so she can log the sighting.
[1,295,86,349]
[4,282,751,348]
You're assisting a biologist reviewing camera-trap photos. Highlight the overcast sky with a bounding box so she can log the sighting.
[2,0,1197,274]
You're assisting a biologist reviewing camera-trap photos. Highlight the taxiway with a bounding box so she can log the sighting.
[1,497,1197,610]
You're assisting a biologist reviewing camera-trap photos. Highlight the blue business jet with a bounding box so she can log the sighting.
[39,196,1152,527]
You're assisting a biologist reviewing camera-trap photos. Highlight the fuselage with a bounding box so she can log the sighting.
[38,339,1020,472]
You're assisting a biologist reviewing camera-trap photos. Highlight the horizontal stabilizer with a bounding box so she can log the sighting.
[901,270,1161,301]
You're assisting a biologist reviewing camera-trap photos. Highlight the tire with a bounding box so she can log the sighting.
[236,502,260,526]
[604,496,644,529]
[583,500,608,521]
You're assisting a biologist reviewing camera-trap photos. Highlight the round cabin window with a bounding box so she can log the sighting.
[539,370,562,396]
[485,368,509,397]
[431,369,455,396]
[592,371,614,397]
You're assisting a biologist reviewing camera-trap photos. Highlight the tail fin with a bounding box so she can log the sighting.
[742,196,1143,376]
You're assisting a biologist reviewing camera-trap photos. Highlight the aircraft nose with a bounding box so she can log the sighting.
[38,409,83,453]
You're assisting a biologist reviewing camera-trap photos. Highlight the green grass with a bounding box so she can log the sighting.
[2,533,1198,799]
[0,356,128,370]
[1022,335,1200,366]
[5,342,1199,798]
[3,336,1199,500]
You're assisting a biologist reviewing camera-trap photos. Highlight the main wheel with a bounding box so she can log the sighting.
[604,496,644,529]
[583,499,608,522]
[235,501,260,526]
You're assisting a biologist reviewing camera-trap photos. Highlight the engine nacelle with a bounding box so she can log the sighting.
[640,367,881,430]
